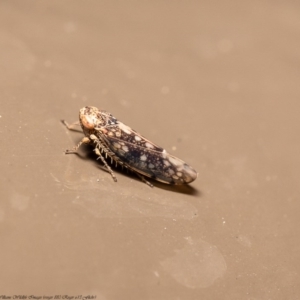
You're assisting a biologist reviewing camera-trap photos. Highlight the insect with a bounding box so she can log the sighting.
[62,106,197,187]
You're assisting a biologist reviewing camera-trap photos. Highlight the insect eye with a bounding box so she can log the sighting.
[81,115,95,130]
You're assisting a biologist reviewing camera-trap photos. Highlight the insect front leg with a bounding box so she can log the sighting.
[65,137,91,154]
[61,120,81,131]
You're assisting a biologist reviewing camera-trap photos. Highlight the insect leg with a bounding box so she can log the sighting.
[135,173,154,188]
[61,120,82,132]
[94,148,118,182]
[65,137,91,154]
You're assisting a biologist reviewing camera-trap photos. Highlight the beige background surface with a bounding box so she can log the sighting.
[0,0,299,299]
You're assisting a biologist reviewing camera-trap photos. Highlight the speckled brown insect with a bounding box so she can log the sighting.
[62,106,197,187]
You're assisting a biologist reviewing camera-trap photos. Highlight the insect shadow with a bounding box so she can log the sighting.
[69,140,201,196]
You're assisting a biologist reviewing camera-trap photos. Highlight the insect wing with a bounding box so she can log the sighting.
[103,133,197,185]
[105,120,165,153]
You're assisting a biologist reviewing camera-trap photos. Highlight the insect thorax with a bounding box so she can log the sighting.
[79,106,118,137]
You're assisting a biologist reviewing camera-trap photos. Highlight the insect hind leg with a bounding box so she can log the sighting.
[135,173,154,188]
[91,134,153,187]
[94,148,117,182]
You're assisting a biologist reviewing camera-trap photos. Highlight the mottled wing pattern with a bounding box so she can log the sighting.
[104,121,164,152]
[99,121,197,184]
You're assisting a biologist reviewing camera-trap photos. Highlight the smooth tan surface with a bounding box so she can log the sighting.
[0,1,299,298]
